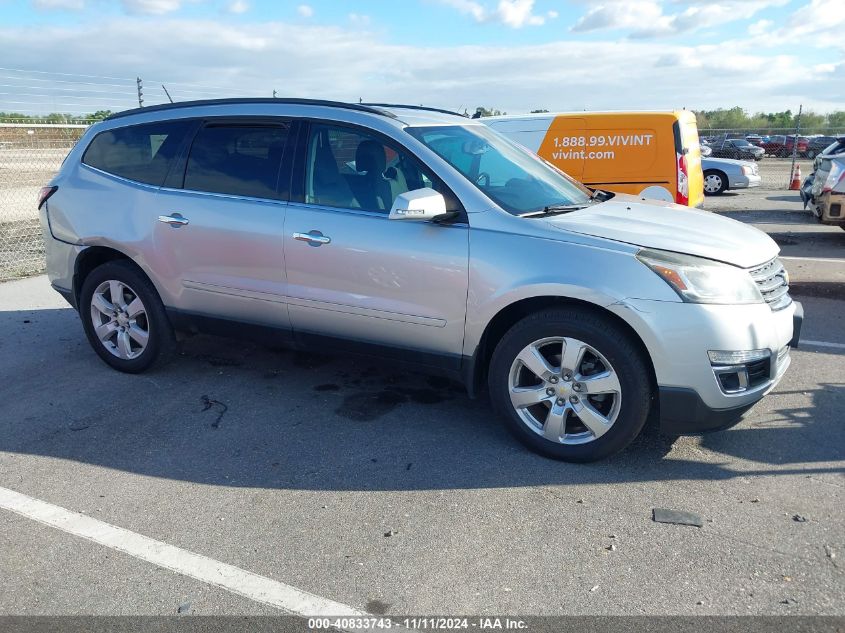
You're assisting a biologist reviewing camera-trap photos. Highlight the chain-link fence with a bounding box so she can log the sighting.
[699,127,845,189]
[0,123,89,280]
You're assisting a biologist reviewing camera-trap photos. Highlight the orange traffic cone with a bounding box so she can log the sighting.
[789,163,802,190]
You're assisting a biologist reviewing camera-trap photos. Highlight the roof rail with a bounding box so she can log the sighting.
[362,103,468,118]
[105,98,397,121]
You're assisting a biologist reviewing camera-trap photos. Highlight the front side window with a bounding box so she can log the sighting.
[406,124,592,215]
[82,120,191,186]
[184,124,289,199]
[304,124,437,213]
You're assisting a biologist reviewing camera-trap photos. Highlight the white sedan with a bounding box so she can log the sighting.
[701,157,762,195]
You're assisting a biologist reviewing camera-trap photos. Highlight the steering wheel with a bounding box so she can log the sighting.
[476,172,490,187]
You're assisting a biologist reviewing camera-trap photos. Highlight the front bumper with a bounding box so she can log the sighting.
[659,386,757,434]
[730,174,762,190]
[609,298,802,434]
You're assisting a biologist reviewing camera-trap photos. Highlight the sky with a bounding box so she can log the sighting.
[0,0,843,115]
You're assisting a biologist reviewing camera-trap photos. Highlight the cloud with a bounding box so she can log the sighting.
[780,0,845,46]
[437,0,549,28]
[297,4,313,18]
[573,0,790,38]
[31,0,85,9]
[226,0,249,14]
[748,19,772,36]
[348,13,371,26]
[2,16,840,117]
[121,0,184,15]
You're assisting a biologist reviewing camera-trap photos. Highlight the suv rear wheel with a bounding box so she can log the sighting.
[79,260,174,373]
[488,308,652,462]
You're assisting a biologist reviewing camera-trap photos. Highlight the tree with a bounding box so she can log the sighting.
[472,106,506,118]
[530,109,549,113]
[827,111,845,129]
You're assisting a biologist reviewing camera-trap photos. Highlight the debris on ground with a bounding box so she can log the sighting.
[589,585,599,592]
[824,545,836,560]
[792,514,808,523]
[68,420,90,431]
[384,530,398,537]
[652,508,704,528]
[177,601,192,614]
[200,395,228,428]
[605,543,617,552]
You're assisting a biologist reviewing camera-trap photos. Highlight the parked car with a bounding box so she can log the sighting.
[806,136,838,159]
[802,156,845,230]
[37,98,801,462]
[745,134,764,146]
[700,143,713,157]
[701,157,761,195]
[710,138,764,161]
[812,136,845,169]
[761,135,809,157]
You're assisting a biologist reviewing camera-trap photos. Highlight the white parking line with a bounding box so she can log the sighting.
[0,485,365,617]
[780,256,845,264]
[802,339,845,350]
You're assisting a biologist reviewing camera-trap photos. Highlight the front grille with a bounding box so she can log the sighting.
[749,258,792,311]
[746,357,770,387]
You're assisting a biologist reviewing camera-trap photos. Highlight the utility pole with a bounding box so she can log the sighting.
[136,77,144,108]
[273,90,277,98]
[789,103,802,187]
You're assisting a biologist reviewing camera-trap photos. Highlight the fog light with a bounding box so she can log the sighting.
[708,349,770,365]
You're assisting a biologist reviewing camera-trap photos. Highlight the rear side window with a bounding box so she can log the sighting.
[184,124,289,199]
[83,120,191,186]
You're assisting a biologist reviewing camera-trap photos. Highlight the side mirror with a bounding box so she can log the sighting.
[388,188,448,222]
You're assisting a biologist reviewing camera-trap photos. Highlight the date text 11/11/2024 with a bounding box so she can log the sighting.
[307,616,529,630]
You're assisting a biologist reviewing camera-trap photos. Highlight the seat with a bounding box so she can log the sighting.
[310,131,357,208]
[353,140,393,211]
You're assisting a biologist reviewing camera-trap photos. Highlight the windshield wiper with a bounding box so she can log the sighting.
[520,203,589,218]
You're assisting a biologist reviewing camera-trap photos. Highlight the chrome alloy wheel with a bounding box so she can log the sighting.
[704,173,724,193]
[508,336,622,445]
[89,280,150,360]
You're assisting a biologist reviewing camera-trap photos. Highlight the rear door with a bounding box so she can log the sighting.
[151,118,293,328]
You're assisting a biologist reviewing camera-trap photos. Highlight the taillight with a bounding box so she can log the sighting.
[37,186,58,210]
[676,153,689,205]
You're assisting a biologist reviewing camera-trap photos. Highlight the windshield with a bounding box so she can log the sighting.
[405,124,592,215]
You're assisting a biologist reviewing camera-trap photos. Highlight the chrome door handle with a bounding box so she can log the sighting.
[158,213,189,226]
[293,231,331,246]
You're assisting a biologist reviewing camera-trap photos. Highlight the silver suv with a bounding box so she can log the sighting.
[38,99,803,462]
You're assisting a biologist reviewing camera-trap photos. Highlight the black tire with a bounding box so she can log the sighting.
[703,170,728,195]
[79,260,174,373]
[488,308,653,462]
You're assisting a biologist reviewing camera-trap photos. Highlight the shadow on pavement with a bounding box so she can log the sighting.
[1,306,843,492]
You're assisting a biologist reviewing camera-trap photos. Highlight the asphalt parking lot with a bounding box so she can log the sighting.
[0,189,843,619]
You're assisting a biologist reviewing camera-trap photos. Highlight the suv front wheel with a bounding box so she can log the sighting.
[488,307,653,462]
[79,260,174,373]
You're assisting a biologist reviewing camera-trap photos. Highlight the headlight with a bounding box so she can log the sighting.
[636,249,764,304]
[741,165,752,176]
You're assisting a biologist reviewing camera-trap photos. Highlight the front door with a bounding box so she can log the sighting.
[283,122,469,367]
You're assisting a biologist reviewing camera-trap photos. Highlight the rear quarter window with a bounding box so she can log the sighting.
[82,120,192,186]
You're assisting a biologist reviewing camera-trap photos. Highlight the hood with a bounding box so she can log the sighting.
[542,194,779,268]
